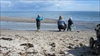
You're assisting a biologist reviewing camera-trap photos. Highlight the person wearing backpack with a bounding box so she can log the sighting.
[36,14,44,31]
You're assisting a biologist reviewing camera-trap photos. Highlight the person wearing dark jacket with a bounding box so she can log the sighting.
[57,15,67,31]
[36,14,43,31]
[67,17,73,31]
[95,24,100,42]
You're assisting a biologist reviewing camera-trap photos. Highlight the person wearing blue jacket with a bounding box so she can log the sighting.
[36,14,43,31]
[57,15,67,31]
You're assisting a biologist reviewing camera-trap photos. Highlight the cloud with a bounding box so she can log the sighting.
[1,1,13,7]
[75,4,91,6]
[8,1,72,11]
[18,0,73,1]
[1,0,99,11]
[19,0,34,4]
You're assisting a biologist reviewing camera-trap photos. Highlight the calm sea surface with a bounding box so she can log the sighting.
[1,11,100,21]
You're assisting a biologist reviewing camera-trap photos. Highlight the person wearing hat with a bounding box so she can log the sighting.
[57,15,67,31]
[36,14,44,31]
[67,17,73,31]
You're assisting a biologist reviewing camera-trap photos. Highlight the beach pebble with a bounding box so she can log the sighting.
[49,42,56,47]
[77,31,80,33]
[79,43,84,47]
[0,37,13,41]
[69,43,74,46]
[20,43,34,48]
[75,39,79,41]
[47,53,56,56]
[59,50,65,54]
[67,46,73,49]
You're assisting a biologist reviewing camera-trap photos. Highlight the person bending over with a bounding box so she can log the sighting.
[57,15,67,31]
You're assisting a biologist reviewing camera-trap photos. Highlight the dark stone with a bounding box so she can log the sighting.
[20,43,33,47]
[77,31,80,33]
[48,53,56,56]
[0,37,13,41]
[75,39,78,41]
[79,43,83,47]
[69,43,74,46]
[59,50,65,54]
[67,46,73,49]
[49,42,56,47]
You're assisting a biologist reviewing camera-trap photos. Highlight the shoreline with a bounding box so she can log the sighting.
[0,21,96,31]
[1,16,99,31]
[1,16,100,23]
[0,16,57,23]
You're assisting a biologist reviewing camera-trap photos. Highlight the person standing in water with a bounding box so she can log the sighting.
[67,17,73,31]
[36,14,44,31]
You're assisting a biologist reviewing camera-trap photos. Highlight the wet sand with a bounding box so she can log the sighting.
[0,17,57,23]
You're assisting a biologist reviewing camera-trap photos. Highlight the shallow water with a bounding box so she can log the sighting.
[0,21,57,30]
[1,21,98,31]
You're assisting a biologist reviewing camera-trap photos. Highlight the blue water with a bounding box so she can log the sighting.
[0,21,97,31]
[1,11,100,21]
[0,21,57,30]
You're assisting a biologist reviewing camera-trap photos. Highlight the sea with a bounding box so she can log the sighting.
[1,11,100,31]
[1,11,100,21]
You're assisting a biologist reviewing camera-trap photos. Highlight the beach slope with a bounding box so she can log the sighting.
[0,30,96,56]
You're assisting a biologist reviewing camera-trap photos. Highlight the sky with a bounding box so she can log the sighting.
[0,0,100,11]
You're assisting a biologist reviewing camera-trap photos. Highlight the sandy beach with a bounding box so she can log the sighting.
[0,17,98,56]
[0,30,97,56]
